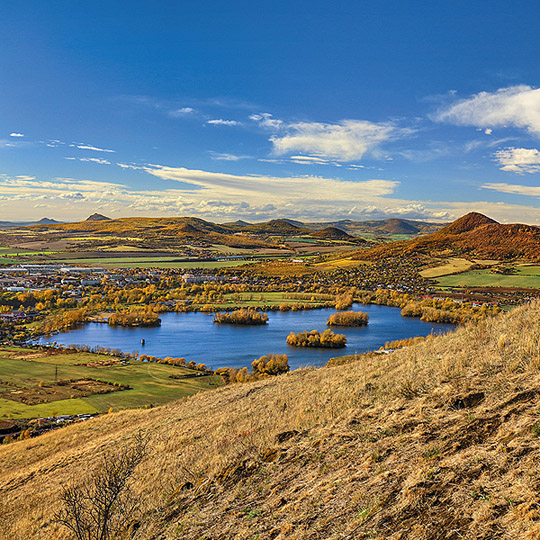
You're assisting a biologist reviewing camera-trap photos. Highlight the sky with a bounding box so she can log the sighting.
[2,1,540,224]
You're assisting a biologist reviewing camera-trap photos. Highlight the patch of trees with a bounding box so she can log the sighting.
[327,310,368,326]
[400,299,501,324]
[35,308,90,335]
[108,307,161,327]
[213,308,268,325]
[334,293,354,310]
[286,329,347,348]
[215,353,290,384]
[138,355,210,373]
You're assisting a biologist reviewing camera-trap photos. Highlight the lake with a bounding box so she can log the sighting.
[38,304,454,370]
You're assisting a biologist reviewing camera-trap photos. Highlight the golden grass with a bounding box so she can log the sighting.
[3,302,540,538]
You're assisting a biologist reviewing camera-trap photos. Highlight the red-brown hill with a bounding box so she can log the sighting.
[355,212,540,261]
[437,212,498,235]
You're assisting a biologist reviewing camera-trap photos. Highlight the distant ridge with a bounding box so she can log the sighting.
[0,217,63,228]
[310,226,354,240]
[85,213,111,221]
[222,219,252,227]
[35,217,61,225]
[301,218,445,236]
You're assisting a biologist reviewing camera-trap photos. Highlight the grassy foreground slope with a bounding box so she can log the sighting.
[3,303,540,538]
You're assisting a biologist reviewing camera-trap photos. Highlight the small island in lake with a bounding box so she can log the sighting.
[213,308,269,325]
[327,310,369,327]
[107,309,161,327]
[286,329,347,348]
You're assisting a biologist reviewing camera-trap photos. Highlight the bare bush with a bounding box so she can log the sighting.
[55,433,147,540]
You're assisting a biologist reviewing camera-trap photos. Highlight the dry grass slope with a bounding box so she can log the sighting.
[3,302,540,538]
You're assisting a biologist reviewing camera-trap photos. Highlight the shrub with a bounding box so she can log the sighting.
[251,353,289,376]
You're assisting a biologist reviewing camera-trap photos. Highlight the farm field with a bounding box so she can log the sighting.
[315,256,370,269]
[0,347,221,418]
[420,258,500,278]
[420,257,477,278]
[45,256,254,269]
[435,265,540,289]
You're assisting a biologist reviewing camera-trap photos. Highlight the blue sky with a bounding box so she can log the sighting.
[2,1,540,223]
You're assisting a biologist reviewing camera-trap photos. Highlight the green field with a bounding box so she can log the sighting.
[0,348,221,418]
[436,265,540,289]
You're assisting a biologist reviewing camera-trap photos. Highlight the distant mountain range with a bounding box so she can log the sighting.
[223,217,445,236]
[0,215,445,235]
[0,215,446,251]
[0,217,62,229]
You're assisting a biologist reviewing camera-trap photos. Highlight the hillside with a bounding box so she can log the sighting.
[3,302,540,539]
[356,212,540,261]
[243,219,310,235]
[309,226,354,240]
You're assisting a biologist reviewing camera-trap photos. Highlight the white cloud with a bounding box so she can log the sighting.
[207,119,241,126]
[249,113,284,130]
[80,157,111,165]
[75,144,116,153]
[143,165,398,204]
[493,147,540,174]
[66,157,112,165]
[270,119,409,162]
[482,182,540,197]
[169,107,196,117]
[117,162,144,170]
[435,85,540,137]
[209,152,250,161]
[5,165,540,224]
[9,133,24,137]
[288,155,340,166]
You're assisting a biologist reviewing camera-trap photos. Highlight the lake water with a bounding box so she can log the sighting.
[38,304,454,370]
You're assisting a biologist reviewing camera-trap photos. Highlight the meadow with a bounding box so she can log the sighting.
[0,347,220,418]
[436,265,540,289]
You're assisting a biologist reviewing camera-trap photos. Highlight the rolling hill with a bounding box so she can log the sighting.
[309,226,355,240]
[356,212,540,261]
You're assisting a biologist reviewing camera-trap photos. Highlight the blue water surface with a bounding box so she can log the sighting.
[39,304,454,370]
